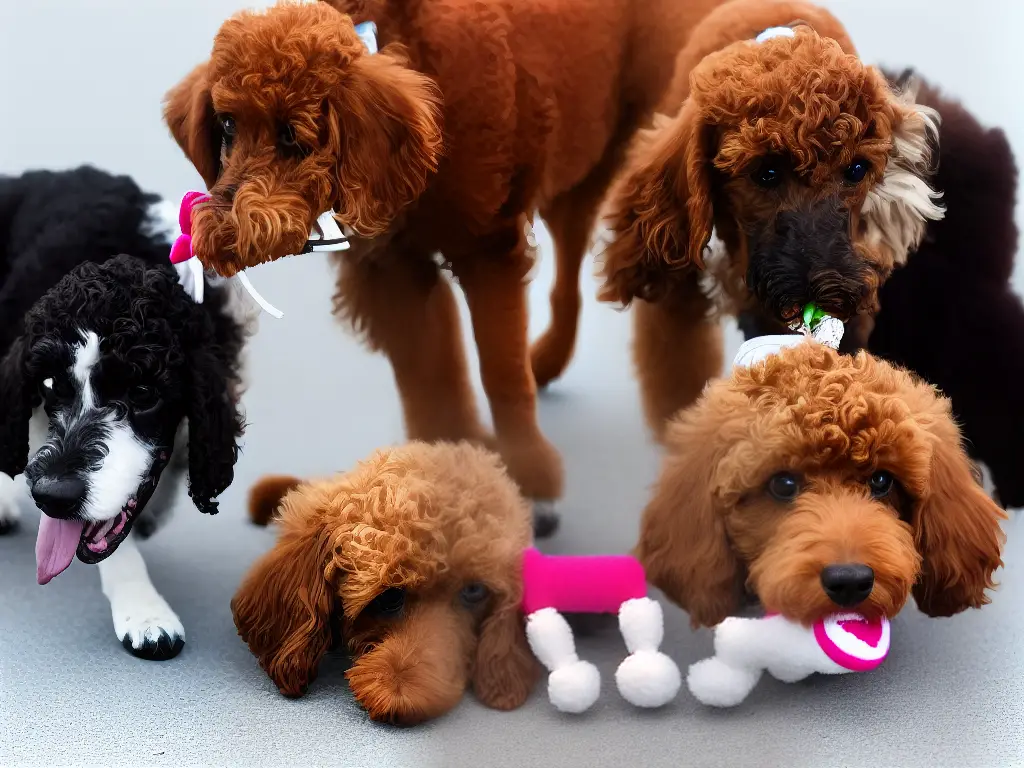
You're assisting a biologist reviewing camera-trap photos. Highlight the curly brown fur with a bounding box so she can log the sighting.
[638,343,1006,628]
[164,0,727,507]
[231,441,538,725]
[594,0,942,438]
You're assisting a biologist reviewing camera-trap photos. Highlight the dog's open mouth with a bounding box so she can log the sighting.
[34,449,172,585]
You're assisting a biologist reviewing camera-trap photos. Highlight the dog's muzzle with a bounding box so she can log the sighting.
[34,448,172,584]
[746,201,871,322]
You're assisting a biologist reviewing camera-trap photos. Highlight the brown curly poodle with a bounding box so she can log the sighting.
[637,342,1006,629]
[571,0,943,437]
[231,441,538,725]
[162,0,726,511]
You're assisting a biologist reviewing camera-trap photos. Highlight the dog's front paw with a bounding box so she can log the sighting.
[0,473,23,535]
[112,594,186,661]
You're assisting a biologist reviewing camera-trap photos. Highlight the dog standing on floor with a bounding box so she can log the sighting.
[0,166,253,659]
[637,341,1006,628]
[530,0,944,437]
[162,0,728,528]
[233,441,538,725]
[737,69,1024,509]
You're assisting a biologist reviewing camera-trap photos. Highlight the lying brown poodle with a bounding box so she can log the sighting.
[162,0,726,516]
[638,341,1006,628]
[231,441,538,725]
[530,0,944,436]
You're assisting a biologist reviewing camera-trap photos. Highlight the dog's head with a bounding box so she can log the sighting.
[230,442,538,725]
[163,1,443,275]
[600,26,942,322]
[637,343,1005,627]
[0,255,244,572]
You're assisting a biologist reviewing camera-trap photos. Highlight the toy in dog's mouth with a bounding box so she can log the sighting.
[34,449,172,584]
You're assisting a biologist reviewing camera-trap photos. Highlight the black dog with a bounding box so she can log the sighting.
[739,70,1024,507]
[0,166,255,659]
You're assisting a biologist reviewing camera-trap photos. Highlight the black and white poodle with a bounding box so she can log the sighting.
[0,166,257,659]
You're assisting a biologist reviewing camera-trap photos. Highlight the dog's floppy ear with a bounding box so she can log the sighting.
[472,588,538,711]
[232,487,336,697]
[164,62,221,189]
[860,71,944,266]
[0,337,34,477]
[635,398,744,628]
[911,424,1006,618]
[184,343,243,515]
[327,48,443,237]
[599,99,714,306]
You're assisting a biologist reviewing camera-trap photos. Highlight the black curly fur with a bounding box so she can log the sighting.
[0,166,246,515]
[739,70,1024,507]
[746,199,872,321]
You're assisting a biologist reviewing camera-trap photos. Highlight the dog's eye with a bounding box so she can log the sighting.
[279,124,297,147]
[459,582,490,608]
[367,587,405,618]
[767,472,801,502]
[130,385,159,411]
[868,470,894,498]
[218,115,236,137]
[843,159,870,184]
[752,157,785,189]
[39,376,72,405]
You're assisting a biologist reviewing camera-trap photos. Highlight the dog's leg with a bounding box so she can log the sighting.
[633,280,723,442]
[333,253,488,443]
[531,138,631,387]
[97,531,185,660]
[456,225,564,508]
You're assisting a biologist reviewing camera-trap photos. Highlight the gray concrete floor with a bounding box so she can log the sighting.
[2,1,1024,766]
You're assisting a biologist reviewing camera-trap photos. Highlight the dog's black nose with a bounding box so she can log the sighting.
[820,563,874,606]
[30,476,86,519]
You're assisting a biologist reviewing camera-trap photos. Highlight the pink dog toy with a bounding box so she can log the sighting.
[687,612,890,707]
[521,548,681,713]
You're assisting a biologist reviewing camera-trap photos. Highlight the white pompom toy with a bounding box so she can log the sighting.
[521,549,681,713]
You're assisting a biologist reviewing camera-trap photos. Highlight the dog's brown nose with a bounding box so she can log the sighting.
[821,563,874,606]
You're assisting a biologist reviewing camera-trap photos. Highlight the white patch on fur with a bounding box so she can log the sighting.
[698,230,745,319]
[72,331,100,408]
[81,420,152,523]
[98,532,185,649]
[146,199,180,242]
[860,81,944,265]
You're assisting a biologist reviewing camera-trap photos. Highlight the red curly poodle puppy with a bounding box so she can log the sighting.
[163,0,726,523]
[232,441,537,725]
[638,342,1005,628]
[534,0,944,436]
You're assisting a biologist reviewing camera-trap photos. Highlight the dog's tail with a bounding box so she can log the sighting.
[248,474,303,527]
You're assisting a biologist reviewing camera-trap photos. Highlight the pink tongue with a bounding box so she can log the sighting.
[35,516,85,585]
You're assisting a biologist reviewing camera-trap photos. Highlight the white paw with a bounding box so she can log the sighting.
[111,592,186,660]
[0,473,24,534]
[547,659,601,714]
[687,657,761,708]
[616,650,681,708]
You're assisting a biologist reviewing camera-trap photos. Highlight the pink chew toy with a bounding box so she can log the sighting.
[687,611,891,707]
[520,548,681,713]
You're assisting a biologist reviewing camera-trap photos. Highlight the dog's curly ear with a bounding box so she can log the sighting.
[164,62,221,189]
[0,337,33,477]
[912,422,1006,618]
[327,48,443,237]
[184,343,243,515]
[472,588,538,711]
[636,398,744,628]
[598,99,714,306]
[232,488,335,697]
